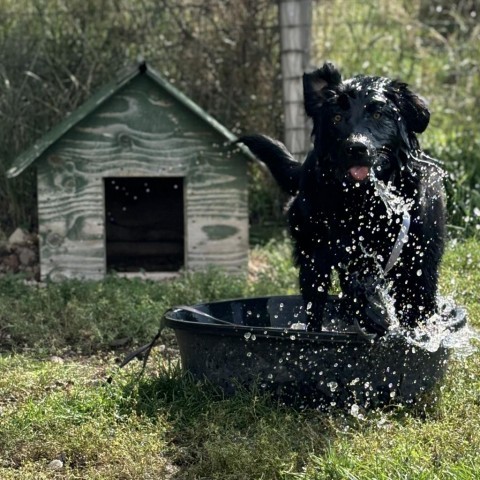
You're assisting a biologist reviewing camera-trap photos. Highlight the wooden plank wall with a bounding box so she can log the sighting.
[36,75,248,281]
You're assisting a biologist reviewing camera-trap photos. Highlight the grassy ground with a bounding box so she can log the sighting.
[0,238,479,479]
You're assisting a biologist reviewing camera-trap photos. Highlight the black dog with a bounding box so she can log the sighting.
[239,62,446,334]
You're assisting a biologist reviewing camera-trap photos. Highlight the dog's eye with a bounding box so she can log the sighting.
[373,111,382,120]
[333,114,342,123]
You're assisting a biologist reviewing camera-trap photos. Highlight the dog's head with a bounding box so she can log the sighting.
[303,63,430,184]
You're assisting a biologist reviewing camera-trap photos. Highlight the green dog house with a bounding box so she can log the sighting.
[8,62,249,281]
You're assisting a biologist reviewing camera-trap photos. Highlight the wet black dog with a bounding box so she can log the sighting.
[239,62,446,333]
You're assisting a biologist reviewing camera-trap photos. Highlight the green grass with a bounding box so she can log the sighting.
[0,238,479,478]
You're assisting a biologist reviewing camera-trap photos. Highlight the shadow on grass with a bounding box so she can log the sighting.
[119,364,343,479]
[113,330,454,479]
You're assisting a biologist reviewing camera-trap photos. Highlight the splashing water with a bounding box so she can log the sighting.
[369,174,478,357]
[400,296,479,357]
[443,324,480,358]
[371,175,414,218]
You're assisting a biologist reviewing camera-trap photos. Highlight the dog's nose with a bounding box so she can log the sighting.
[344,142,369,158]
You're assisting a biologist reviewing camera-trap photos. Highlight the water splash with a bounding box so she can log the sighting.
[443,324,480,358]
[371,174,414,218]
[309,291,476,358]
[393,296,478,357]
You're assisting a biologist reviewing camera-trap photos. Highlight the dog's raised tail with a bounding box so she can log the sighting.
[237,134,301,195]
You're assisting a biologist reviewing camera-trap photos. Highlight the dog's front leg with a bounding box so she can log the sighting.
[392,238,443,326]
[394,269,439,326]
[297,250,333,331]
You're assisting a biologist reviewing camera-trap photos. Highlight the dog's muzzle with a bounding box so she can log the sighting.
[341,137,375,182]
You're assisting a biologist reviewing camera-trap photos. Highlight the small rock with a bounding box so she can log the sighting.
[0,241,10,256]
[8,228,28,245]
[18,247,37,266]
[109,337,131,348]
[49,356,64,364]
[2,254,20,273]
[47,459,63,470]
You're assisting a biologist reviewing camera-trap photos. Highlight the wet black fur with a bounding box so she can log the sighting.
[239,62,446,332]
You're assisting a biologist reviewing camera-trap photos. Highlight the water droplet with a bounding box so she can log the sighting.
[416,269,422,276]
[350,404,360,417]
[327,381,338,392]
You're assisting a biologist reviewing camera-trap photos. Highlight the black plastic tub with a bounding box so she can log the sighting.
[164,295,467,409]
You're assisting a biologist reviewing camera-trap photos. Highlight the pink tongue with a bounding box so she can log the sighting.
[349,166,369,181]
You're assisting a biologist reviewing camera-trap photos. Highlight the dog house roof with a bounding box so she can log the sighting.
[7,61,249,178]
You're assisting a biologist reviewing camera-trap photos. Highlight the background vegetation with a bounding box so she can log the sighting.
[0,0,479,237]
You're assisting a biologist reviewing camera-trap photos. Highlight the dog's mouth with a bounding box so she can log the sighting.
[348,165,370,182]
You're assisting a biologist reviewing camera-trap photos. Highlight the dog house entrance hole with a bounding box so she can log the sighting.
[104,177,184,273]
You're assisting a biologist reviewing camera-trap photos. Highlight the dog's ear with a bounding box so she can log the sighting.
[303,62,342,117]
[389,81,430,133]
